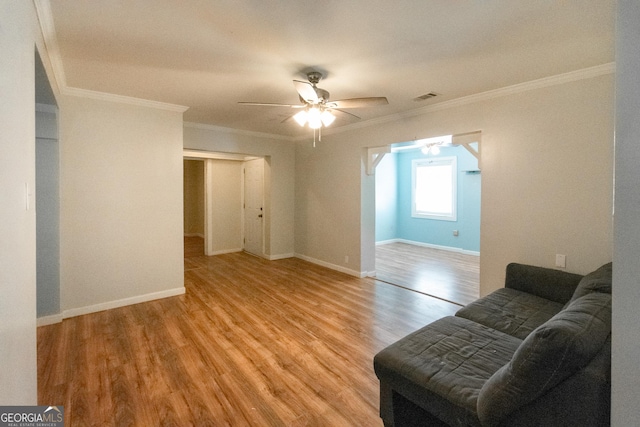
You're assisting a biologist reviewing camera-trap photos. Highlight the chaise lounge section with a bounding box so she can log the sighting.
[374,262,612,427]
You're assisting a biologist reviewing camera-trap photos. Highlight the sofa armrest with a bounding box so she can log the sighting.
[502,335,611,427]
[505,263,583,304]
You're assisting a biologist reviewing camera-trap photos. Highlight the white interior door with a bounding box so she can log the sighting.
[244,158,264,256]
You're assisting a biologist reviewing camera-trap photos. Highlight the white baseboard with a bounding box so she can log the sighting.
[37,313,63,327]
[375,238,401,246]
[268,253,295,261]
[184,233,205,238]
[377,238,480,257]
[294,253,366,278]
[60,287,186,321]
[207,248,242,256]
[207,249,293,260]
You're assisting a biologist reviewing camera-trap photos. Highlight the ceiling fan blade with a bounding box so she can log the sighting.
[329,97,388,109]
[281,113,297,124]
[238,102,304,108]
[293,80,319,103]
[332,108,361,120]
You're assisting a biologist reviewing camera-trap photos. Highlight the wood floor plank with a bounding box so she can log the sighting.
[375,242,480,306]
[38,238,462,425]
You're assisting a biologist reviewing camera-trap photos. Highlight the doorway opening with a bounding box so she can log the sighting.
[183,151,266,259]
[372,133,481,306]
[35,49,62,325]
[183,159,205,257]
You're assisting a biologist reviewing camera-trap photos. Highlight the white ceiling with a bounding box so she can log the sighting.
[40,0,615,138]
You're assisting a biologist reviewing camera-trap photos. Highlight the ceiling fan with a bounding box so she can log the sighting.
[239,71,388,144]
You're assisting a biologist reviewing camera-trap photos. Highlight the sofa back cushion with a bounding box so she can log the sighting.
[505,263,583,304]
[569,262,612,304]
[476,292,612,427]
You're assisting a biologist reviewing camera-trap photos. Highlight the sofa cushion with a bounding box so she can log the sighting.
[476,292,612,427]
[569,262,612,304]
[374,316,522,426]
[455,288,564,339]
[505,263,583,304]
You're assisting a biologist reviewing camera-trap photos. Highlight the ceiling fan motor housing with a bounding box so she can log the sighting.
[306,71,322,85]
[315,87,330,103]
[306,72,329,102]
[241,69,387,124]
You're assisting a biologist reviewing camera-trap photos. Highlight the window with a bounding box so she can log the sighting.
[412,157,457,221]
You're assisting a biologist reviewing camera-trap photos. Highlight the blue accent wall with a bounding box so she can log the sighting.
[375,145,481,253]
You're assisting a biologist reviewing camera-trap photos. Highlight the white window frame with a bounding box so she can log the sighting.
[411,156,457,221]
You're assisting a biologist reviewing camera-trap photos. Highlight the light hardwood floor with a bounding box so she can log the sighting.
[375,242,479,306]
[37,237,460,426]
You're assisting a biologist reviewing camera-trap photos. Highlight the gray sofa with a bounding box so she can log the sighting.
[374,262,612,427]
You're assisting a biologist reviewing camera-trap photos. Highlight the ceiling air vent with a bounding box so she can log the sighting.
[413,92,439,102]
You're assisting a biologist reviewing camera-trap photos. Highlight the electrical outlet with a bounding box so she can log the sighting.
[453,230,459,236]
[555,254,566,268]
[344,255,349,264]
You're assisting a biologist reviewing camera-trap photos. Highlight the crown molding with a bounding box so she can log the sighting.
[184,121,295,141]
[410,62,616,116]
[324,62,616,137]
[34,0,188,113]
[61,86,189,112]
[33,0,66,95]
[33,0,614,137]
[196,62,615,141]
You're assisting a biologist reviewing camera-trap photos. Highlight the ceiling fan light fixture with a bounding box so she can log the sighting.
[293,110,308,127]
[422,142,442,155]
[307,107,322,129]
[240,70,387,143]
[320,110,336,127]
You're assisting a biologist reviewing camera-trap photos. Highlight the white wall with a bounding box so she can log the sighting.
[612,1,640,424]
[206,159,243,254]
[476,75,613,293]
[295,71,614,295]
[375,153,398,242]
[183,124,295,259]
[59,95,185,316]
[296,137,366,275]
[0,1,40,404]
